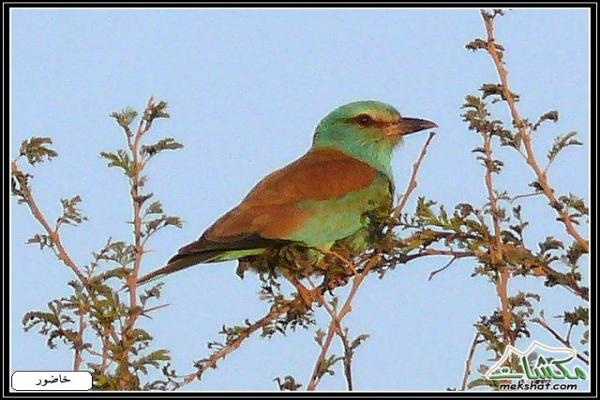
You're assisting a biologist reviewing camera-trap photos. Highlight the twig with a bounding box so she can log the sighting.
[11,158,96,372]
[481,117,513,346]
[566,324,574,344]
[140,303,171,319]
[83,347,103,358]
[534,265,589,301]
[116,97,155,390]
[307,256,380,390]
[531,317,589,365]
[10,161,87,283]
[428,256,460,281]
[481,10,589,253]
[392,131,436,218]
[339,329,354,391]
[460,333,482,391]
[179,303,292,388]
[73,313,86,371]
[510,191,543,203]
[125,96,155,326]
[100,330,112,374]
[307,317,338,390]
[178,277,348,390]
[422,249,476,258]
[307,278,354,391]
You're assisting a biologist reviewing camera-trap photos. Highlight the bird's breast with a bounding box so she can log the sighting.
[285,175,392,247]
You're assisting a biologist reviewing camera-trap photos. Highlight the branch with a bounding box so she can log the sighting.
[393,131,436,218]
[531,317,589,365]
[510,191,543,203]
[307,278,354,391]
[481,119,513,346]
[481,10,589,253]
[117,97,156,390]
[532,263,589,301]
[339,330,354,391]
[460,333,482,391]
[306,316,337,391]
[11,160,87,283]
[179,303,292,388]
[73,313,87,371]
[101,331,111,375]
[428,256,460,281]
[125,96,155,323]
[12,153,113,378]
[306,256,380,390]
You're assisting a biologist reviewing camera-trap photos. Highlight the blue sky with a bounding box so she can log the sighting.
[10,8,589,391]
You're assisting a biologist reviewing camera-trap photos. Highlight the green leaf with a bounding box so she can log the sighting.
[11,170,33,204]
[547,132,583,164]
[100,149,135,177]
[97,267,131,282]
[94,241,136,267]
[538,236,564,254]
[350,333,370,350]
[144,201,163,215]
[314,328,325,348]
[461,95,490,132]
[480,83,503,99]
[19,137,58,165]
[57,195,88,227]
[558,193,589,215]
[131,349,171,375]
[143,100,170,121]
[26,234,54,250]
[141,138,183,158]
[479,83,520,102]
[144,215,183,237]
[561,241,585,267]
[533,110,559,130]
[140,283,164,306]
[110,107,138,132]
[318,354,343,378]
[560,306,588,326]
[273,376,302,391]
[465,38,488,51]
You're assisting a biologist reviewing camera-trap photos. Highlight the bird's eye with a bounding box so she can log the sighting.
[356,114,373,127]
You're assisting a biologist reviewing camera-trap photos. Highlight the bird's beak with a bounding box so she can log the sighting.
[391,117,438,136]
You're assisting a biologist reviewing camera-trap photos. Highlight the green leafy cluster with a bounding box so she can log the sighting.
[18,136,59,165]
[14,99,185,391]
[57,196,88,227]
[11,137,59,203]
[273,375,303,391]
[452,14,590,390]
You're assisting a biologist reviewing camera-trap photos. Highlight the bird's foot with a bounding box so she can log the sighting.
[295,282,316,309]
[314,246,357,276]
[281,269,316,309]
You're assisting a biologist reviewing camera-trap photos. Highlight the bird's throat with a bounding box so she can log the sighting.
[312,133,395,180]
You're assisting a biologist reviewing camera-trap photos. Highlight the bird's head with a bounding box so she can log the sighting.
[314,100,437,148]
[312,101,437,175]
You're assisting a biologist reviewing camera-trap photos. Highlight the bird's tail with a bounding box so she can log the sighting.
[135,252,220,288]
[133,233,283,289]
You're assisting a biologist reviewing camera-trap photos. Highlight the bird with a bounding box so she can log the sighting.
[136,101,436,302]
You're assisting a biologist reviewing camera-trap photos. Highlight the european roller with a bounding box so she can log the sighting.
[137,101,436,301]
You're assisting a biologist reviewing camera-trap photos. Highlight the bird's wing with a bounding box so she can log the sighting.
[136,148,381,287]
[172,147,380,259]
